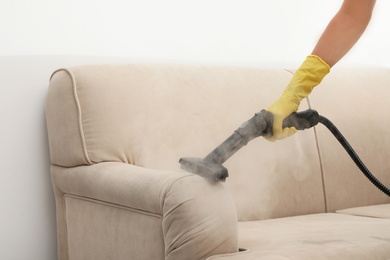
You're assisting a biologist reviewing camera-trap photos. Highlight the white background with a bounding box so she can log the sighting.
[1,0,389,67]
[0,1,389,260]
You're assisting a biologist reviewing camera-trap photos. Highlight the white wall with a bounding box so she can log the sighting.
[0,58,56,260]
[1,0,389,67]
[0,56,143,260]
[0,1,389,260]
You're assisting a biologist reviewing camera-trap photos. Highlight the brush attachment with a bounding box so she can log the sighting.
[179,157,228,182]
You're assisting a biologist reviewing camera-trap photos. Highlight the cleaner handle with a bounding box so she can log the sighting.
[204,110,272,164]
[282,109,320,130]
[203,109,319,165]
[182,108,321,182]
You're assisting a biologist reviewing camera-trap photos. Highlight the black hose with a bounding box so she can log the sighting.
[318,115,390,197]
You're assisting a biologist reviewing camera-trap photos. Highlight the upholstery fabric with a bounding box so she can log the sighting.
[337,203,390,219]
[308,69,390,212]
[51,163,238,260]
[47,65,327,221]
[65,195,164,260]
[207,213,390,260]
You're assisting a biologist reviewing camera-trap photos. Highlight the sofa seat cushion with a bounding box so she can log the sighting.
[207,213,390,260]
[337,203,390,219]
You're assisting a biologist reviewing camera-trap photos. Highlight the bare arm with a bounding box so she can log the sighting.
[312,0,376,67]
[266,0,376,141]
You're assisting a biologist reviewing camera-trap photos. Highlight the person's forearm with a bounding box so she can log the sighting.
[312,0,376,67]
[265,0,376,142]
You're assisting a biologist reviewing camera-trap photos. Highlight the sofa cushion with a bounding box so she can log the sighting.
[337,203,390,219]
[207,213,390,260]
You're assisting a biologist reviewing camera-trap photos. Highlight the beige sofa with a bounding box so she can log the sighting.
[46,64,390,260]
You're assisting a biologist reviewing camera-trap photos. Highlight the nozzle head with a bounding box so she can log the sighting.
[179,157,229,182]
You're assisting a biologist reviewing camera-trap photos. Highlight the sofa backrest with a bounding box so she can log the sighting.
[308,69,390,212]
[46,64,390,221]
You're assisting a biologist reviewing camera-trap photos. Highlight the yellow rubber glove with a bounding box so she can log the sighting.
[265,55,330,142]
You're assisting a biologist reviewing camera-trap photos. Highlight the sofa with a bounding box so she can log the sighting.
[45,64,390,260]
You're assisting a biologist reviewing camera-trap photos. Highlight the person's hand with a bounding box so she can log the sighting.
[265,55,330,142]
[266,94,299,141]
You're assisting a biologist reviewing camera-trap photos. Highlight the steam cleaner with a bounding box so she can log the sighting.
[179,109,390,197]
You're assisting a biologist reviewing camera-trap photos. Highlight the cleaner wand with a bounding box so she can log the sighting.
[179,109,319,182]
[179,109,390,197]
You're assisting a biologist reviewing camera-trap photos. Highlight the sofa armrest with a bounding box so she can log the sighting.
[51,162,238,260]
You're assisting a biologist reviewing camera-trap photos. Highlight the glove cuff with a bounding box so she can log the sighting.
[284,54,330,102]
[305,54,331,78]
